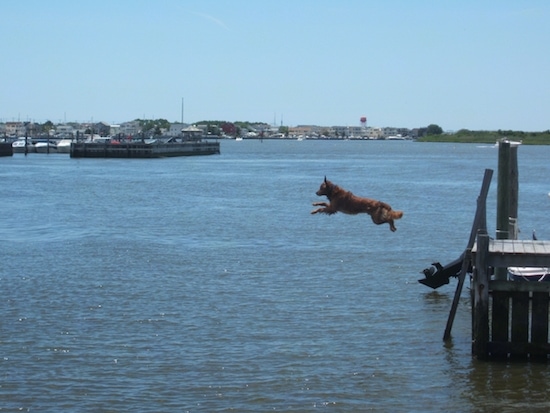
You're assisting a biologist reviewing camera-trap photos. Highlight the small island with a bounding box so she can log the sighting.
[418,126,550,145]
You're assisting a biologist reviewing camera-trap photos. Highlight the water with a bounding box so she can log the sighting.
[1,140,550,412]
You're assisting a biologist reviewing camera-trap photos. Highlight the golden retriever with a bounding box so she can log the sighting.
[311,177,403,232]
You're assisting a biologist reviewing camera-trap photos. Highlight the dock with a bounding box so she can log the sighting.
[478,239,550,268]
[0,142,13,156]
[472,235,550,360]
[70,141,220,158]
[421,140,550,360]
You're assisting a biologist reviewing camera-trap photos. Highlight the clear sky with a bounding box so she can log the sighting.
[2,0,549,131]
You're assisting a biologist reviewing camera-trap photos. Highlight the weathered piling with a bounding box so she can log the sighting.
[495,140,519,280]
[472,231,490,359]
[509,145,519,222]
[496,140,510,241]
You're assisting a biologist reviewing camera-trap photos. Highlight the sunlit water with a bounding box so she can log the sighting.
[2,140,550,412]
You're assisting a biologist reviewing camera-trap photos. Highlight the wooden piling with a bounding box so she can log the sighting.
[495,140,519,280]
[509,145,519,222]
[496,140,510,241]
[473,231,490,359]
[532,292,549,353]
[496,141,510,239]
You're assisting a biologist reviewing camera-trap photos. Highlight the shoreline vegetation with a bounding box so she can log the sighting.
[418,129,550,145]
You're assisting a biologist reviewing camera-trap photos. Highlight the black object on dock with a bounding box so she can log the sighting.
[419,256,465,289]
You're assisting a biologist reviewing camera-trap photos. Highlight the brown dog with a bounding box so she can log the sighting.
[311,177,403,232]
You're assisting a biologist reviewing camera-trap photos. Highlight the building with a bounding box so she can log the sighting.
[5,121,27,137]
[119,120,141,137]
[167,123,187,137]
[55,124,75,135]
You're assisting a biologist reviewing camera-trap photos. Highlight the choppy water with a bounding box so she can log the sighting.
[2,140,550,412]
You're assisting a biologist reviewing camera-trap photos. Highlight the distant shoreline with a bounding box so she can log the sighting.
[417,130,550,145]
[218,134,550,145]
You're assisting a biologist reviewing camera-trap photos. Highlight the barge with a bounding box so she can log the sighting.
[70,140,220,158]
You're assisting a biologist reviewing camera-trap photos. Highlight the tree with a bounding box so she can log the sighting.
[426,124,443,135]
[42,120,54,132]
[138,118,170,133]
[220,122,236,136]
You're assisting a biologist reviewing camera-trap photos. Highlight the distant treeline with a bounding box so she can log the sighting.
[418,129,550,145]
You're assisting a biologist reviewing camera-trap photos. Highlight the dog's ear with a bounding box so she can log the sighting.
[324,176,327,183]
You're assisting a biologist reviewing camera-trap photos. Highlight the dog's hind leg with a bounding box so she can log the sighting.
[370,210,397,231]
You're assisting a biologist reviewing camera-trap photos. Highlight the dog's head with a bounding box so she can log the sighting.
[316,176,334,197]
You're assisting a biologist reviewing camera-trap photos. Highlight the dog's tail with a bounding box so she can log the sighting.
[391,210,404,220]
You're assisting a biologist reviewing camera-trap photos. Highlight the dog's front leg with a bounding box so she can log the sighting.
[311,203,337,215]
[311,201,330,214]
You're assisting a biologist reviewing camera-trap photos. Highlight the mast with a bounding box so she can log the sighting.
[181,98,189,126]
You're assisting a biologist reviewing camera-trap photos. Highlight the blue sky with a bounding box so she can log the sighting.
[2,0,549,131]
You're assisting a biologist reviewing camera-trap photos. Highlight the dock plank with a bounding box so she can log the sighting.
[473,240,550,268]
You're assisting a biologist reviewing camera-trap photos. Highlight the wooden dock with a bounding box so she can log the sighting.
[479,239,550,268]
[432,142,550,361]
[0,142,13,156]
[70,141,220,158]
[472,234,550,360]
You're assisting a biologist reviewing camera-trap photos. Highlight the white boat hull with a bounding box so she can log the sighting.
[34,143,57,153]
[508,267,550,282]
[56,140,72,153]
[12,139,35,153]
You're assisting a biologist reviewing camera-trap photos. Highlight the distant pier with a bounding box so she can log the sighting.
[70,140,220,158]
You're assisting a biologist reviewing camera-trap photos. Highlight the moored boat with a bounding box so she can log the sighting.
[507,266,550,282]
[34,140,57,153]
[495,139,522,148]
[12,137,35,153]
[56,138,73,153]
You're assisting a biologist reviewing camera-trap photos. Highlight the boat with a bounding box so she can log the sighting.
[56,138,73,153]
[34,140,57,153]
[12,137,35,153]
[386,134,408,140]
[507,230,548,281]
[507,266,550,282]
[494,139,522,148]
